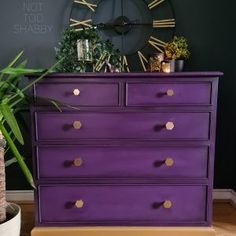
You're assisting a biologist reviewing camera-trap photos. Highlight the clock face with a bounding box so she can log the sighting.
[70,0,175,71]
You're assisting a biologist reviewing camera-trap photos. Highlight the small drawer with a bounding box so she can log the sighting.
[36,146,208,179]
[38,184,207,225]
[35,112,210,141]
[126,82,211,106]
[35,83,119,106]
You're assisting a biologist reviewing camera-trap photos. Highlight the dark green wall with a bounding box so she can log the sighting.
[0,0,235,190]
[172,0,236,191]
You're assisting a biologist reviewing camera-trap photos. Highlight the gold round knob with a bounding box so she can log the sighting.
[163,200,172,209]
[73,158,83,167]
[166,89,174,97]
[73,89,80,96]
[165,158,174,167]
[73,121,82,129]
[165,122,174,131]
[75,200,84,208]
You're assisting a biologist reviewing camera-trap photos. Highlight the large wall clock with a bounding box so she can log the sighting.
[70,0,176,71]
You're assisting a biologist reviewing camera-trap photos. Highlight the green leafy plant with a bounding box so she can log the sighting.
[0,51,61,223]
[165,36,190,60]
[55,27,122,72]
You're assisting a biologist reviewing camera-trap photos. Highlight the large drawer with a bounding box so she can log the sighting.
[34,83,119,106]
[36,146,208,179]
[38,184,207,225]
[126,82,212,106]
[35,112,210,141]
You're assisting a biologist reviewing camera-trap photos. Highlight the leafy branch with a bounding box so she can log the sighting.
[55,27,122,72]
[0,51,63,187]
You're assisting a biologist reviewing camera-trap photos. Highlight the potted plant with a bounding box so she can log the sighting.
[55,28,121,73]
[0,51,60,236]
[164,36,190,72]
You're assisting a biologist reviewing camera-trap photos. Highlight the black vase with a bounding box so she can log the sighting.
[175,60,184,72]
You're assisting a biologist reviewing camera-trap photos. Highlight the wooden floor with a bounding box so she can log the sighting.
[18,202,236,236]
[213,202,236,236]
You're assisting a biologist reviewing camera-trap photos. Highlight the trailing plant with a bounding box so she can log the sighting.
[0,51,61,223]
[165,36,190,60]
[55,27,122,72]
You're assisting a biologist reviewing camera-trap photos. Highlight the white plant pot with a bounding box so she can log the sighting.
[0,203,21,236]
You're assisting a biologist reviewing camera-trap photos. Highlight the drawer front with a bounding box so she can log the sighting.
[35,112,210,141]
[39,185,207,224]
[35,83,119,106]
[126,83,211,106]
[37,146,208,179]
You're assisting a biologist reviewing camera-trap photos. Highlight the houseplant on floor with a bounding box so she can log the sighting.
[164,36,190,72]
[0,51,61,236]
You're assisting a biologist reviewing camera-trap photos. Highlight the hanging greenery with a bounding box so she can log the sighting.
[55,28,122,72]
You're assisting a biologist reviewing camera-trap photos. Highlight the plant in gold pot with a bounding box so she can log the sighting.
[164,36,190,72]
[0,51,60,236]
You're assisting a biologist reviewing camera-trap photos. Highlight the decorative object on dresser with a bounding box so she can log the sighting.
[55,28,121,73]
[69,0,176,71]
[30,72,222,236]
[161,60,175,73]
[148,53,165,72]
[164,36,190,72]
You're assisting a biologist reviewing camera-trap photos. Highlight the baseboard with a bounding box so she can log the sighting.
[6,189,236,205]
[213,189,234,200]
[213,189,236,207]
[6,190,34,202]
[232,190,236,205]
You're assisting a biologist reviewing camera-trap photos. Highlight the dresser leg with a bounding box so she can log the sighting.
[31,227,216,236]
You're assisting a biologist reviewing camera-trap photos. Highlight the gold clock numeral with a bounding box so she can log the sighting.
[122,56,130,72]
[148,36,166,53]
[138,51,148,72]
[148,0,165,10]
[74,0,97,12]
[70,18,92,31]
[153,19,176,28]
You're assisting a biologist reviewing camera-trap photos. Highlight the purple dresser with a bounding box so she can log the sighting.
[30,72,221,227]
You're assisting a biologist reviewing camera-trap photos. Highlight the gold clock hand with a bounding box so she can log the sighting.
[95,19,175,28]
[94,20,146,28]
